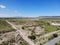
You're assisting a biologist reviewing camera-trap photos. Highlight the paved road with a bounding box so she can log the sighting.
[43,30,60,37]
[44,36,60,45]
[6,20,35,45]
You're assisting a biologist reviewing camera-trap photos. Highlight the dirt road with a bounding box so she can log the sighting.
[6,20,35,45]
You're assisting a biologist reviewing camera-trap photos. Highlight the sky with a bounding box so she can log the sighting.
[0,0,60,17]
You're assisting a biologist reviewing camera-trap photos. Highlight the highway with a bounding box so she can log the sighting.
[44,36,60,45]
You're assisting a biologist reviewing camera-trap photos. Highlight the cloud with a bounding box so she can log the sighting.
[0,5,6,9]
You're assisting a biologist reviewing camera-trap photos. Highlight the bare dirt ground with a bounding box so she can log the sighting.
[6,20,35,45]
[6,20,60,45]
[0,31,15,44]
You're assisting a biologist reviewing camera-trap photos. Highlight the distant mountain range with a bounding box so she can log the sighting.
[38,16,60,18]
[0,16,60,18]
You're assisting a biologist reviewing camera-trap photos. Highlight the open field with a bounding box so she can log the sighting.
[37,18,60,33]
[8,18,60,33]
[0,19,16,33]
[0,18,60,45]
[6,18,60,45]
[0,32,15,45]
[0,19,29,45]
[0,19,16,45]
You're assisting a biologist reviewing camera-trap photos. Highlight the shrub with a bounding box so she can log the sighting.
[53,33,58,38]
[40,43,43,45]
[28,35,36,40]
[22,26,25,29]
